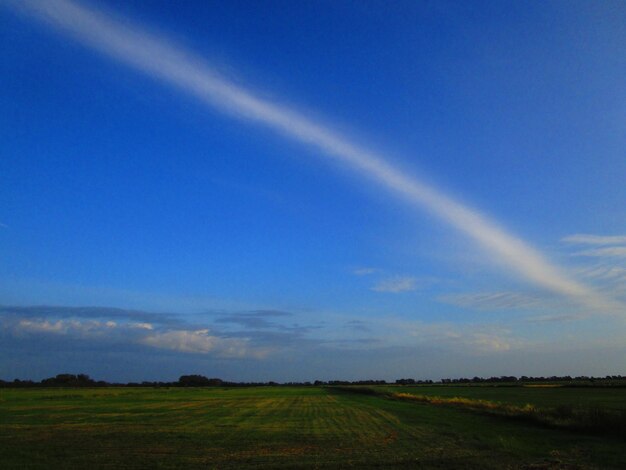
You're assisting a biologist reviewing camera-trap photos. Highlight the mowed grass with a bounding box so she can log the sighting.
[0,386,625,469]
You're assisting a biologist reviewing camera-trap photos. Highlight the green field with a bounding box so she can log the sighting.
[1,386,625,469]
[382,384,626,410]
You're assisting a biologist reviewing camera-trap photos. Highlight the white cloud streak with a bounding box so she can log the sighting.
[577,265,626,282]
[525,313,587,323]
[352,267,377,276]
[5,0,622,314]
[440,291,544,311]
[562,234,626,245]
[575,247,626,258]
[401,321,522,354]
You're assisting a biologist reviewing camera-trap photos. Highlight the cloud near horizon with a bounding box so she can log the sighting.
[2,307,267,359]
[4,0,621,315]
[140,329,269,359]
[3,303,626,381]
[1,304,527,357]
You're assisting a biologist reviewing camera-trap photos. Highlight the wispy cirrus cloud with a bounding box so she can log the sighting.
[0,305,179,325]
[5,0,620,314]
[560,234,626,301]
[574,247,626,258]
[562,233,626,258]
[352,267,377,276]
[344,320,371,333]
[576,265,626,283]
[371,276,417,293]
[439,291,545,311]
[214,310,294,329]
[524,312,587,323]
[562,234,626,245]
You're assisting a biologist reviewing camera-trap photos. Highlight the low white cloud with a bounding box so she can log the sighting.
[562,234,626,245]
[10,315,268,359]
[402,321,521,354]
[316,315,519,354]
[16,318,116,335]
[371,276,417,293]
[469,333,512,352]
[140,329,267,358]
[17,319,66,334]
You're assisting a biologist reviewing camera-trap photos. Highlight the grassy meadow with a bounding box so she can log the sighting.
[1,385,625,469]
[382,384,626,410]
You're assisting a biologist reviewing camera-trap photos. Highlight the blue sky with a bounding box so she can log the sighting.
[1,0,625,382]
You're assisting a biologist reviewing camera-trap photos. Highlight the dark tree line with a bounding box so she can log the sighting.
[436,375,625,384]
[0,374,391,388]
[0,373,279,388]
[1,373,624,388]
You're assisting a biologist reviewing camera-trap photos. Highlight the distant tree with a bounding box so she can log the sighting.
[9,379,35,388]
[178,375,223,387]
[178,375,210,387]
[40,373,95,387]
[395,379,416,385]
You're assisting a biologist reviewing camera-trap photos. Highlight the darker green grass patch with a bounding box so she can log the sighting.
[368,385,626,437]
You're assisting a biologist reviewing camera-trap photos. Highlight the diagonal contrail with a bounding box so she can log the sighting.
[5,0,622,314]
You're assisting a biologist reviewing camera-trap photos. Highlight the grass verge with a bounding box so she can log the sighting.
[332,386,626,437]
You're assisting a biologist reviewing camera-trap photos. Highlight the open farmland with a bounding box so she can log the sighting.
[1,386,625,469]
[382,384,626,410]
